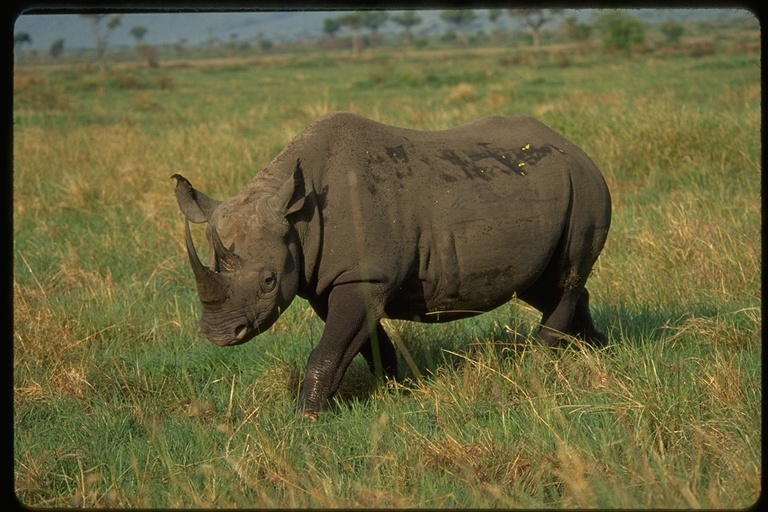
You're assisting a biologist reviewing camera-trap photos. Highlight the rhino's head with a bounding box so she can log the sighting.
[172,172,304,346]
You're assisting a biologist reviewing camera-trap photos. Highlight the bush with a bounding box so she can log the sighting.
[155,74,174,90]
[595,11,646,55]
[661,19,684,45]
[136,44,159,68]
[13,75,71,111]
[688,40,716,57]
[107,69,152,89]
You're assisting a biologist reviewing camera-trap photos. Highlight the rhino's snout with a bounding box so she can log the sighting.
[200,318,255,347]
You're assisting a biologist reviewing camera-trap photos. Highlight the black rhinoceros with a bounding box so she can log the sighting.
[173,111,611,416]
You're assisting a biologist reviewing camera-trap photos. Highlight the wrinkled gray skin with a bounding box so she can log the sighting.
[173,112,611,416]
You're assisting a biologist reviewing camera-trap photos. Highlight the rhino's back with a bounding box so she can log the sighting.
[300,113,585,314]
[313,112,588,194]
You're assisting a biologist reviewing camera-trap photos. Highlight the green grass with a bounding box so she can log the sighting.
[13,42,760,508]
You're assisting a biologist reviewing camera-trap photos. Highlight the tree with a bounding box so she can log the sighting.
[661,18,684,45]
[14,32,32,63]
[488,9,503,25]
[207,26,218,48]
[595,11,646,55]
[338,12,365,55]
[130,25,157,67]
[439,10,477,44]
[259,38,273,53]
[14,32,32,53]
[487,9,505,41]
[254,32,273,53]
[227,32,239,54]
[508,9,563,50]
[172,38,187,57]
[564,16,592,44]
[81,14,121,71]
[391,11,422,46]
[49,38,65,60]
[130,25,147,44]
[362,10,388,45]
[323,17,341,38]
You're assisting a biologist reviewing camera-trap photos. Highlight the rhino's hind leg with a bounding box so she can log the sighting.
[359,324,399,379]
[521,286,605,348]
[567,288,607,346]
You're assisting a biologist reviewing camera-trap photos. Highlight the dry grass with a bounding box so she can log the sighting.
[13,44,760,508]
[446,82,477,102]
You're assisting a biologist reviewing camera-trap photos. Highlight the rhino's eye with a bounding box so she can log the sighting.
[260,269,277,293]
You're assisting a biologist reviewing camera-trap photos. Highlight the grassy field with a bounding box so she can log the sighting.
[13,41,760,507]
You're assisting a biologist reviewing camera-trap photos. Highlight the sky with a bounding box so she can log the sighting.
[13,8,754,52]
[13,11,346,51]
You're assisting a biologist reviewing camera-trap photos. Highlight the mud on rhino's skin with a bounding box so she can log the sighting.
[173,111,612,415]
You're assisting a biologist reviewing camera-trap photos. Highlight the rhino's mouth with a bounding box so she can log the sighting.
[202,306,281,347]
[219,321,255,346]
[235,323,251,342]
[202,320,254,347]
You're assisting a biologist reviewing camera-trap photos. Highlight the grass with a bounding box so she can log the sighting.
[13,41,761,508]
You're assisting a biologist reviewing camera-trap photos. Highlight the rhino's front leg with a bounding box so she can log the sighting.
[298,282,383,416]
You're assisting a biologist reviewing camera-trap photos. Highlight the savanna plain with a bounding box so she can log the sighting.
[13,37,761,507]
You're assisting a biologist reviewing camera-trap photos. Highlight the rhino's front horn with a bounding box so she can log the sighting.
[185,219,229,304]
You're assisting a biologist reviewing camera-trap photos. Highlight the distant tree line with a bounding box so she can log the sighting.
[318,9,662,54]
[13,9,727,67]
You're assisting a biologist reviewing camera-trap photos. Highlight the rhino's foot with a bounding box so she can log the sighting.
[296,372,335,417]
[535,325,608,350]
[534,326,569,349]
[567,289,609,347]
[295,391,330,420]
[586,329,608,347]
[529,286,608,349]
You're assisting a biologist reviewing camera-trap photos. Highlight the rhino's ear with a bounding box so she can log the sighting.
[171,174,222,224]
[270,160,306,218]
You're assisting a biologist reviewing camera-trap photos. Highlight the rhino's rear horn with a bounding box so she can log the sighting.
[211,228,244,272]
[185,219,229,303]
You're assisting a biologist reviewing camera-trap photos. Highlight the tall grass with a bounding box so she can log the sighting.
[13,44,760,507]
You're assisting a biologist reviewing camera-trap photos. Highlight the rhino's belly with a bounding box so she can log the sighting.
[384,267,525,323]
[383,219,560,323]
